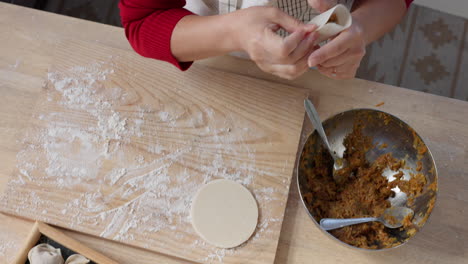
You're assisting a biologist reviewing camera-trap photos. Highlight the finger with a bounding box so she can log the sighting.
[267,7,305,33]
[308,0,337,13]
[317,62,358,79]
[282,29,308,55]
[319,48,353,68]
[289,32,320,63]
[270,66,306,80]
[267,23,281,32]
[292,50,311,73]
[307,31,350,67]
[326,61,360,74]
[304,23,318,32]
[317,65,354,78]
[262,28,305,62]
[268,55,310,80]
[322,0,338,12]
[317,65,342,79]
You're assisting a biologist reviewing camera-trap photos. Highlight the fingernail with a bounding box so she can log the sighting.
[308,57,317,68]
[303,25,314,34]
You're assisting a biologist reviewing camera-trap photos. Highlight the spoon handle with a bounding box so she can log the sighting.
[304,99,336,159]
[320,217,379,231]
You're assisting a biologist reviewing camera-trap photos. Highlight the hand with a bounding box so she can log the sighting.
[231,7,319,80]
[307,19,367,79]
[307,0,337,12]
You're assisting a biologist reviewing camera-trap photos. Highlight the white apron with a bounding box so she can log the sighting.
[184,0,354,22]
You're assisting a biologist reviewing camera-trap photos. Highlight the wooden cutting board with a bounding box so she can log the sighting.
[0,39,307,264]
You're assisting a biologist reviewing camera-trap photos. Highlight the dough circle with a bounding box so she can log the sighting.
[191,179,258,248]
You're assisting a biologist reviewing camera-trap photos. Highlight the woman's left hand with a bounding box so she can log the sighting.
[307,18,367,80]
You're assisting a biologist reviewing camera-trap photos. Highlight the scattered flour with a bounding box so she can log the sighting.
[0,220,21,262]
[8,58,21,70]
[0,239,17,263]
[147,144,164,154]
[1,60,290,263]
[158,111,170,122]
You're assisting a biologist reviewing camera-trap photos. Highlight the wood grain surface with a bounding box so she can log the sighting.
[0,38,307,264]
[11,222,40,264]
[0,3,467,264]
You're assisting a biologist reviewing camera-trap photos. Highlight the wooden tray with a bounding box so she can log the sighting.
[1,39,307,264]
[14,221,117,264]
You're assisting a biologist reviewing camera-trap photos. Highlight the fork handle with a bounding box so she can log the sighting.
[320,217,379,231]
[304,99,338,161]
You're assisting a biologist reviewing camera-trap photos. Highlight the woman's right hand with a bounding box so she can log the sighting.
[229,6,319,80]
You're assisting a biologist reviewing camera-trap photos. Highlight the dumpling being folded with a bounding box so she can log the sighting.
[28,243,64,264]
[65,254,90,264]
[308,4,353,43]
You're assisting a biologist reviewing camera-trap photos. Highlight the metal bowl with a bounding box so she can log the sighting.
[297,108,438,250]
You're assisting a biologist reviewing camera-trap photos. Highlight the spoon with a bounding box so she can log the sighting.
[319,206,415,230]
[304,99,347,180]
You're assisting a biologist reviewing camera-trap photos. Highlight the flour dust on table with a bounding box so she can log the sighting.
[0,57,290,263]
[0,232,18,264]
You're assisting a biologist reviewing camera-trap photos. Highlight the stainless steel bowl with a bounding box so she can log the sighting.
[297,108,438,250]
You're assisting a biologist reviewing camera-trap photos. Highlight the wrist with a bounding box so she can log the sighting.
[222,12,244,52]
[172,14,240,61]
[350,0,407,45]
[350,12,370,45]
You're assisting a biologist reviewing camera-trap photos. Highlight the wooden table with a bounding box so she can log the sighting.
[0,3,467,263]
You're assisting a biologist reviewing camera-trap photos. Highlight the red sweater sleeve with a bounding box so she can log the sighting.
[405,0,413,8]
[119,0,194,70]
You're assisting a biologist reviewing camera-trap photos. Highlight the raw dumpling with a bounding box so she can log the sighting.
[28,243,64,264]
[308,4,352,43]
[65,254,90,264]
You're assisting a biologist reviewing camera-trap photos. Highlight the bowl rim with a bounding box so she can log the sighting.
[296,107,439,251]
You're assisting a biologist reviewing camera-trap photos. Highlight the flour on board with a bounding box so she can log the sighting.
[0,227,19,264]
[1,60,289,263]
